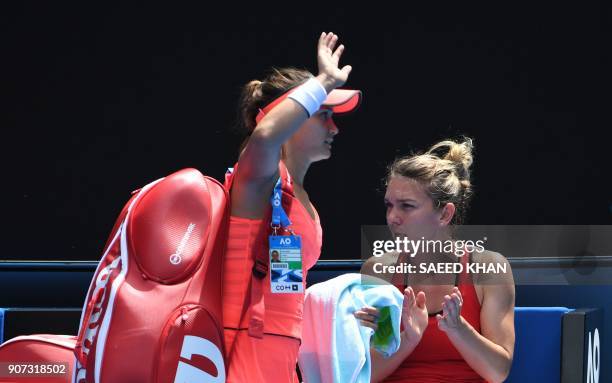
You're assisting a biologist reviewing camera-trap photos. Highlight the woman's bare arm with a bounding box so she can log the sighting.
[440,253,515,383]
[231,32,351,218]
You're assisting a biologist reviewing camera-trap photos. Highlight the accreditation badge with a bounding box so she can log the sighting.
[269,235,303,294]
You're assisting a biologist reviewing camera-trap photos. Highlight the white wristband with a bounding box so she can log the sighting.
[288,77,328,117]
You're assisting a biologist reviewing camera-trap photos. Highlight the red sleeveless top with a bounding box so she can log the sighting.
[385,254,486,383]
[222,162,323,346]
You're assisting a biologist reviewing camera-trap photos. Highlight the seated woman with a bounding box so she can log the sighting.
[356,138,515,383]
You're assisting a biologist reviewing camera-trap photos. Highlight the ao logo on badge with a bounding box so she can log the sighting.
[280,238,292,245]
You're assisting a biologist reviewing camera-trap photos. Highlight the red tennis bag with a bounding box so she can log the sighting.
[0,168,228,383]
[0,334,77,383]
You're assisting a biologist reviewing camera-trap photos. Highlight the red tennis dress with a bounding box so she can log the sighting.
[222,162,322,383]
[385,254,486,382]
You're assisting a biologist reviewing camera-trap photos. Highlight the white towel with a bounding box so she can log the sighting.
[298,273,403,383]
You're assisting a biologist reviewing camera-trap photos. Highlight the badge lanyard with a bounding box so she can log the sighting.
[269,177,303,294]
[270,177,292,232]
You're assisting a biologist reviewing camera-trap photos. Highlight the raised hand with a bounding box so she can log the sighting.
[401,287,429,344]
[436,286,465,333]
[316,32,353,92]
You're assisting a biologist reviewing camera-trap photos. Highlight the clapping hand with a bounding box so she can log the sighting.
[436,286,465,333]
[400,287,429,344]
